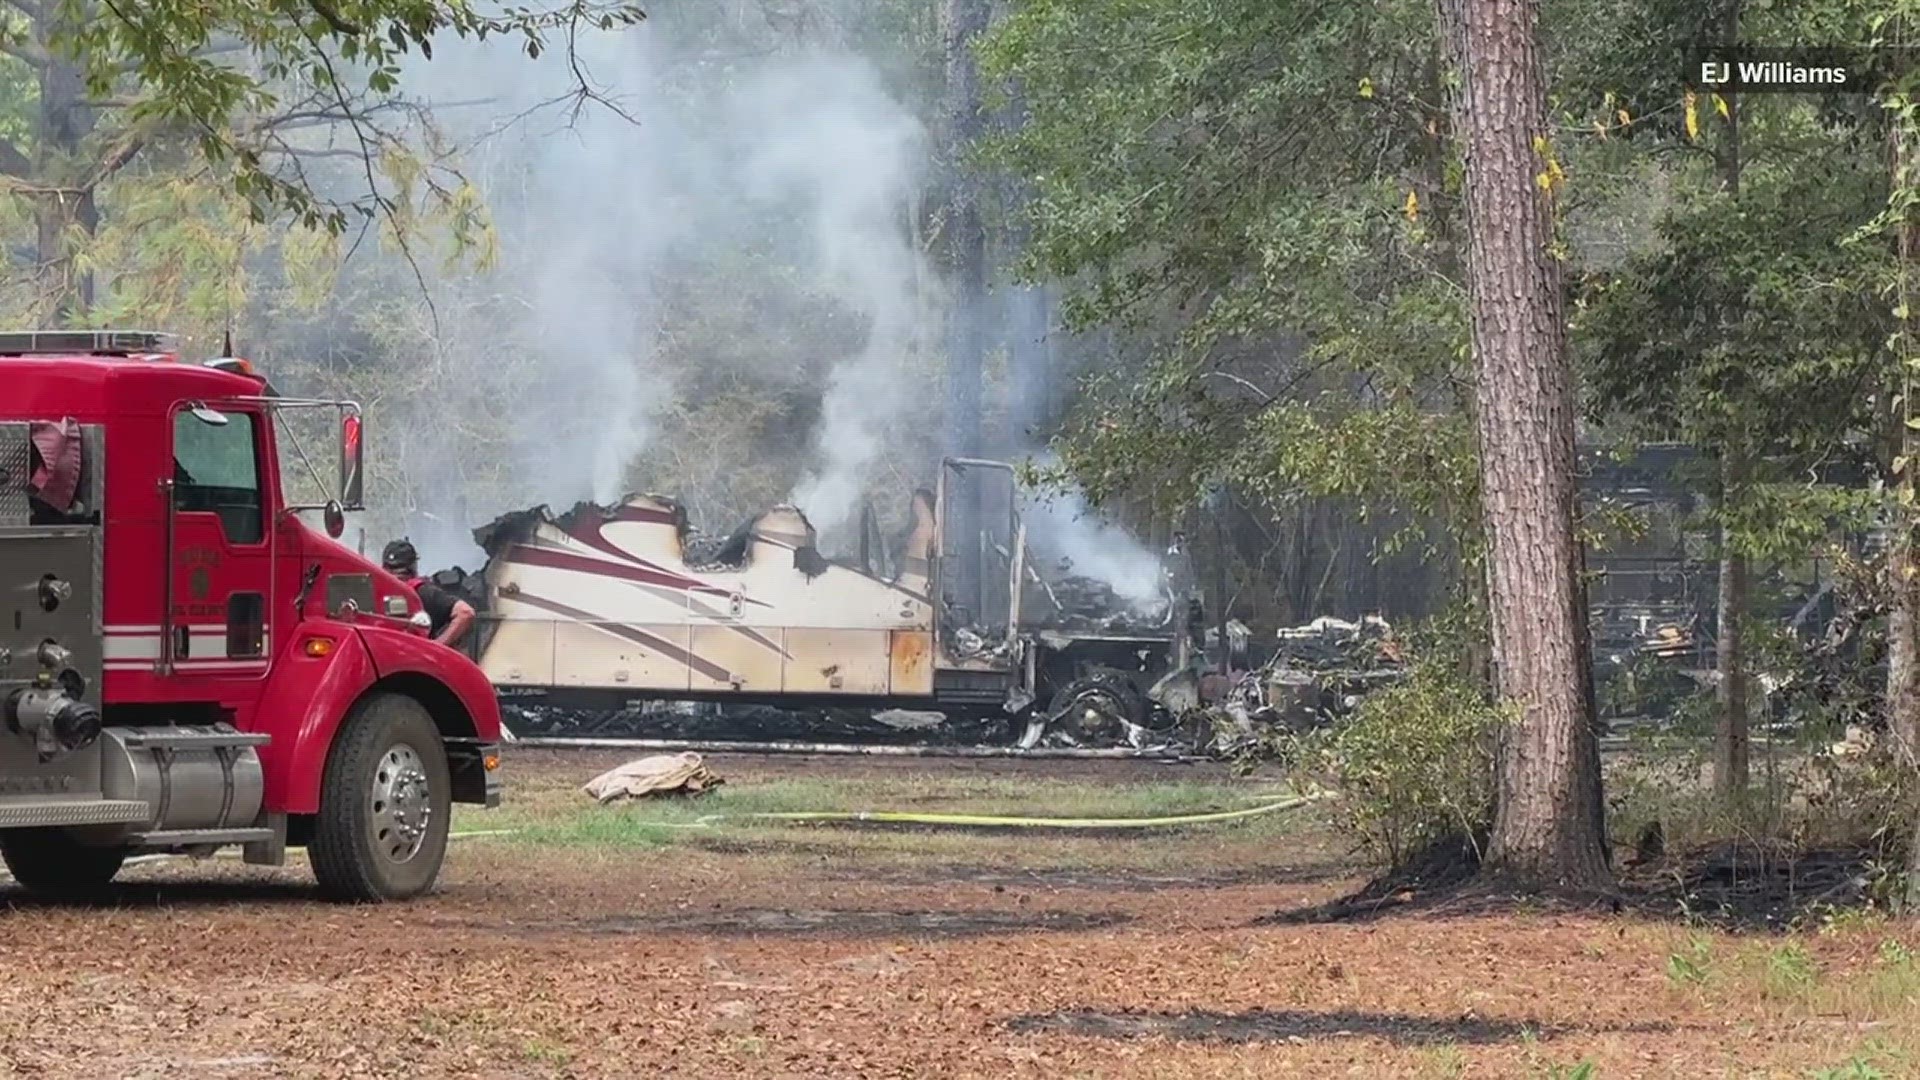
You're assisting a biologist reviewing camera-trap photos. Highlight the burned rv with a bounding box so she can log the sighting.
[440,459,1203,746]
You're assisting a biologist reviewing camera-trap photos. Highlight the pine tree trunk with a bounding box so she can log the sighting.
[1715,541,1750,794]
[1716,453,1750,800]
[1711,17,1750,804]
[1438,0,1611,891]
[942,0,988,458]
[1892,572,1920,762]
[1890,78,1920,916]
[32,16,99,321]
[1572,507,1609,863]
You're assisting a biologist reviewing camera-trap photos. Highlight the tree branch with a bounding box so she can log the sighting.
[0,35,46,68]
[262,145,383,160]
[293,16,438,330]
[83,127,150,188]
[306,0,363,36]
[0,138,29,179]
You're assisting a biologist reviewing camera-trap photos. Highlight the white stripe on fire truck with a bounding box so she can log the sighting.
[102,631,271,661]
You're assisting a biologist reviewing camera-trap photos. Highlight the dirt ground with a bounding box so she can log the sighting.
[1,749,1916,1079]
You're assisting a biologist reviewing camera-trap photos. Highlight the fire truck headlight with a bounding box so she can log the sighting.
[383,595,410,617]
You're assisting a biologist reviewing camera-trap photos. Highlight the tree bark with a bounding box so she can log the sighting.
[1438,0,1611,891]
[1891,566,1920,762]
[1711,6,1750,804]
[1891,107,1920,913]
[1715,517,1750,796]
[32,10,101,321]
[1897,150,1920,769]
[942,0,989,459]
[1715,451,1750,803]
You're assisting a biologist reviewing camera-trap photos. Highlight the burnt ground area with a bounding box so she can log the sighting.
[1259,836,1886,934]
[0,751,1913,1079]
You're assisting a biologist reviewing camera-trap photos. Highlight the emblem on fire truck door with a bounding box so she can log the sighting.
[177,545,222,616]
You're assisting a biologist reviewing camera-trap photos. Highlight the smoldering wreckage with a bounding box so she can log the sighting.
[415,452,1890,764]
[420,457,1412,755]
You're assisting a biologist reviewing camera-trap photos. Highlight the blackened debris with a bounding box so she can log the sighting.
[794,544,830,578]
[503,700,1014,745]
[1029,574,1173,634]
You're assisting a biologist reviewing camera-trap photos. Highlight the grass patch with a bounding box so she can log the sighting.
[1655,924,1920,1069]
[459,772,1304,846]
[451,759,1339,884]
[1808,939,1920,1021]
[520,1037,572,1065]
[1665,934,1713,987]
[1416,1043,1466,1078]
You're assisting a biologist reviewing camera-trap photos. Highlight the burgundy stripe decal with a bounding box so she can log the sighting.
[630,582,790,658]
[559,505,649,565]
[507,591,734,683]
[532,510,781,610]
[509,543,731,597]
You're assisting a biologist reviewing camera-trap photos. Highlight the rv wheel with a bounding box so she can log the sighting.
[1032,670,1148,748]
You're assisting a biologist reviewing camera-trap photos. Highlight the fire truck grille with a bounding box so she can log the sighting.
[0,423,29,526]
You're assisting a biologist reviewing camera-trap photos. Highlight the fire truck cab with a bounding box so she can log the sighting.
[0,330,502,901]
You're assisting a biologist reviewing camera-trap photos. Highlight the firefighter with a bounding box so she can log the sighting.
[381,539,475,648]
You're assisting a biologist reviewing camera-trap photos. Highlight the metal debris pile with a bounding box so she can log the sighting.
[1267,616,1403,680]
[1043,576,1172,632]
[1203,616,1408,755]
[681,524,743,569]
[1019,566,1174,634]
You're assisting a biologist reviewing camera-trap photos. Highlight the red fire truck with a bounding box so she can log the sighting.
[0,330,502,901]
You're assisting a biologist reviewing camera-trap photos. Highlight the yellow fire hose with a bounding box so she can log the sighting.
[694,790,1332,829]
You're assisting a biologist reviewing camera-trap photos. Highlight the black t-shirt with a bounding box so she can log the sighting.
[414,579,460,636]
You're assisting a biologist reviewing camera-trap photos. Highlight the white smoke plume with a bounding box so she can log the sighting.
[317,2,1164,600]
[338,7,933,566]
[734,59,930,535]
[1018,460,1168,605]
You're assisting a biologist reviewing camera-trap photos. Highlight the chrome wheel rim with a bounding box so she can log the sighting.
[370,743,432,863]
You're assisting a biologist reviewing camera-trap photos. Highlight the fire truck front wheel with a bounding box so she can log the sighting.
[310,692,452,902]
[0,828,126,897]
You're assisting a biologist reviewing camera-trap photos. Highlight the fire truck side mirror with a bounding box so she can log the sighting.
[339,412,365,511]
[188,404,230,426]
[322,500,346,540]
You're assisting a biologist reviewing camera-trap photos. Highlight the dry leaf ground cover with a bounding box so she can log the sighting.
[1,748,1917,1078]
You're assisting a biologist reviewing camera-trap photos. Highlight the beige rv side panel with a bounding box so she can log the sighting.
[551,622,694,692]
[888,630,934,696]
[478,618,557,686]
[688,625,786,692]
[783,629,892,694]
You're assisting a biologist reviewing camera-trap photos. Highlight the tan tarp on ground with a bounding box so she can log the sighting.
[582,752,724,804]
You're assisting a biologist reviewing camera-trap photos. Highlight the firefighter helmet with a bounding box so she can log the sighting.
[381,538,418,573]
